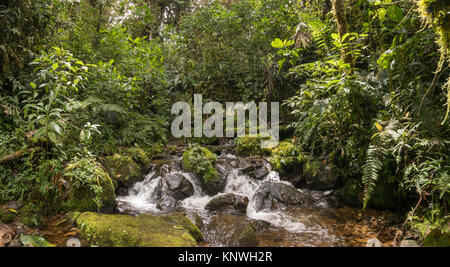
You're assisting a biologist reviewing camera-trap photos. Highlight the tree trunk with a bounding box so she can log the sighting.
[331,0,353,68]
[0,147,43,164]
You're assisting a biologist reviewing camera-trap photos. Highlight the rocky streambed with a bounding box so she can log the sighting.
[113,151,402,247]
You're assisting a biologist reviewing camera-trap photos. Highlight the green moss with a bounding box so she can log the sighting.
[234,135,263,156]
[64,158,116,212]
[163,216,204,242]
[303,157,322,177]
[367,180,398,210]
[182,146,218,183]
[0,209,15,223]
[269,141,305,174]
[75,212,199,247]
[122,147,150,167]
[341,179,361,199]
[104,153,142,186]
[417,0,450,56]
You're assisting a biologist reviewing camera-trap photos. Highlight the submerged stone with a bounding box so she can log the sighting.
[205,193,249,214]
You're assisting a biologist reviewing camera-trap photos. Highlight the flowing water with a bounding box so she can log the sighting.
[116,152,399,247]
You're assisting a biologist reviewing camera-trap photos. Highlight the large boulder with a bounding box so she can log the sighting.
[71,212,202,247]
[252,182,313,211]
[205,193,249,214]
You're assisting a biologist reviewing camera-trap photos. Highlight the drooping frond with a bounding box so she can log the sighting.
[361,145,387,208]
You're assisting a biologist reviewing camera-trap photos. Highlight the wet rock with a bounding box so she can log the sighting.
[116,201,136,215]
[302,159,338,190]
[161,173,194,200]
[153,173,195,211]
[400,239,419,247]
[185,212,204,229]
[230,222,258,247]
[253,182,314,211]
[200,163,227,196]
[366,238,382,247]
[238,159,270,180]
[250,220,271,233]
[205,193,249,214]
[156,194,180,211]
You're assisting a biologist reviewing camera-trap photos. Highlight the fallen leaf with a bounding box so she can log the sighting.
[63,232,77,237]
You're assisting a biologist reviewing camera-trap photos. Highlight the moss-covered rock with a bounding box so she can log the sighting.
[234,135,263,156]
[269,141,304,175]
[336,178,363,207]
[74,212,200,247]
[302,157,338,190]
[182,146,218,183]
[104,154,143,187]
[64,158,116,212]
[367,180,398,210]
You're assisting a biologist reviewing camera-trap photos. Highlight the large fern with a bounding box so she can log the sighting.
[361,145,387,208]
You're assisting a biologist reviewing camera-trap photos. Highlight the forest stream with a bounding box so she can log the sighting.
[109,143,402,247]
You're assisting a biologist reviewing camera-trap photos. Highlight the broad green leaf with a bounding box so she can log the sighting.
[271,38,284,48]
[50,122,61,135]
[387,5,403,23]
[48,132,58,144]
[30,82,36,89]
[52,63,59,70]
[20,234,55,247]
[377,8,386,22]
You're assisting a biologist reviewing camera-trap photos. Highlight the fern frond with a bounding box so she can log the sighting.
[361,145,387,208]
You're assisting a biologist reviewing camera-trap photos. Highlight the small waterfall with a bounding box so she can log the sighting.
[116,154,342,246]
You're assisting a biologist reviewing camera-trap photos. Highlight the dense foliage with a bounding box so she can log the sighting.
[0,0,448,245]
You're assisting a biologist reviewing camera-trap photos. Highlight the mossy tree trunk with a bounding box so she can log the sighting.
[331,0,353,69]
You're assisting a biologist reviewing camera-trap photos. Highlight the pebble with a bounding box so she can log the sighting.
[366,238,382,247]
[400,239,419,247]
